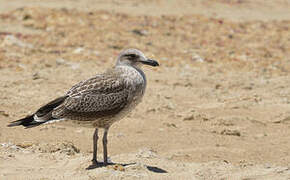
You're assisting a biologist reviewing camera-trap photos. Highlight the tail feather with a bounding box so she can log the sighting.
[8,96,68,128]
[7,115,45,128]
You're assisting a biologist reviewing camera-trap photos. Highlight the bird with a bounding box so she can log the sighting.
[8,48,159,169]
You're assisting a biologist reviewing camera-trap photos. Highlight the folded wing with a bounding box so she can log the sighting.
[52,71,130,120]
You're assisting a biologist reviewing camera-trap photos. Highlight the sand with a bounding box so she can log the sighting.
[0,0,290,179]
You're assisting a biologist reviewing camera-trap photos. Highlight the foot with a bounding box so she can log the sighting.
[103,160,108,167]
[86,160,102,170]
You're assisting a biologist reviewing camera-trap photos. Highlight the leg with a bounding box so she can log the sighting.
[92,128,99,164]
[103,127,109,166]
[87,128,100,169]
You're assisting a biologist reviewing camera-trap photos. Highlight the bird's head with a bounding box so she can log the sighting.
[116,48,159,68]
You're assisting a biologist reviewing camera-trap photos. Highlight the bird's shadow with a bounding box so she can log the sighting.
[146,165,167,173]
[86,162,168,173]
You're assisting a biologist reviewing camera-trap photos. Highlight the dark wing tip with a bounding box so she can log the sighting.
[7,115,34,128]
[8,96,68,128]
[7,120,22,127]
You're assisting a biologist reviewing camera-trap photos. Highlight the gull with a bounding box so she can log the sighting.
[8,48,159,168]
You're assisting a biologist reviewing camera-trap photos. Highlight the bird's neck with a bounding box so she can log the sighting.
[115,65,147,87]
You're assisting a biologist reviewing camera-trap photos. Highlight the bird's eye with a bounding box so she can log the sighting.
[125,54,138,58]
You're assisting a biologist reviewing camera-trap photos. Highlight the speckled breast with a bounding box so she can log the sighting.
[92,65,146,128]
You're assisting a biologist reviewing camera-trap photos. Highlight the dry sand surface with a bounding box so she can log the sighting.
[1,0,290,179]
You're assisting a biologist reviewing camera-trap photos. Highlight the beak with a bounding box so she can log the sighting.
[140,59,159,67]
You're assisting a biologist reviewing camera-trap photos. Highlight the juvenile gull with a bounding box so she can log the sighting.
[8,48,159,168]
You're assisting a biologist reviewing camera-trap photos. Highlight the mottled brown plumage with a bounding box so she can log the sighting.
[52,69,131,127]
[8,48,159,169]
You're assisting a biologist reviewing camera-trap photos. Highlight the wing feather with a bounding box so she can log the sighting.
[52,70,129,118]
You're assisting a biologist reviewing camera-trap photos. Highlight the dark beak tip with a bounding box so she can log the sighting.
[139,58,159,67]
[144,59,159,67]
